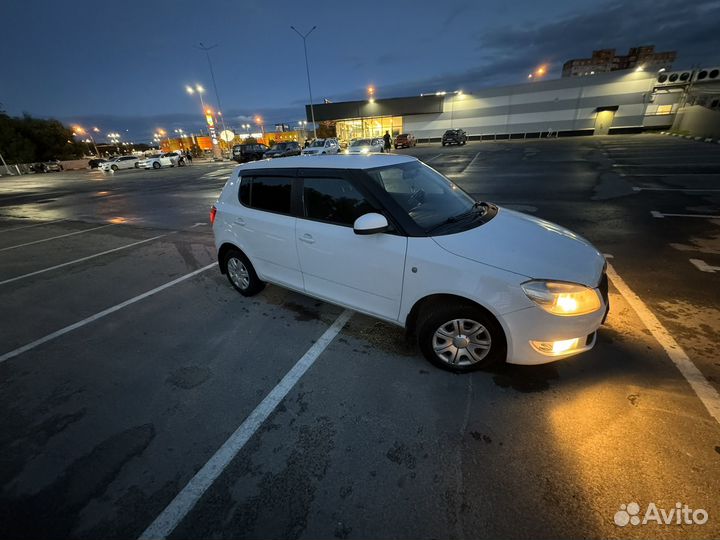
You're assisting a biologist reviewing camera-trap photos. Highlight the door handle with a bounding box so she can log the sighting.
[298,233,315,244]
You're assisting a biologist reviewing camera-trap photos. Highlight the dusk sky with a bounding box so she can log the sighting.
[2,0,719,142]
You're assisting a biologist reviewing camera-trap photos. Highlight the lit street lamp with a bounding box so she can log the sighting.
[73,125,100,157]
[290,25,318,139]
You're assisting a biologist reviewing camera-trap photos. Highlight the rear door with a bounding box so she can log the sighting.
[295,169,407,320]
[227,169,303,290]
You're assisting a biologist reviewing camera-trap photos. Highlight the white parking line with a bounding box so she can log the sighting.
[689,259,719,273]
[0,218,68,233]
[0,224,115,252]
[0,263,217,364]
[0,233,172,286]
[463,151,483,171]
[650,210,720,219]
[423,154,443,163]
[606,263,720,425]
[138,308,353,540]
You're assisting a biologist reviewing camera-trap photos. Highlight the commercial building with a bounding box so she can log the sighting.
[307,66,720,141]
[562,46,676,77]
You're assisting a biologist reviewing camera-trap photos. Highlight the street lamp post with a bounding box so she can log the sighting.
[74,125,100,157]
[290,25,318,140]
[186,84,221,159]
[195,43,228,143]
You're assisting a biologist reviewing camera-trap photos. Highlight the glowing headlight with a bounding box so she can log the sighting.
[360,148,369,154]
[521,280,602,316]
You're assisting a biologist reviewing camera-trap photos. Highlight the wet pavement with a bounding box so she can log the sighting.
[0,135,719,539]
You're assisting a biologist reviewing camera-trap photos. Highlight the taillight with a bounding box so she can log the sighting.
[209,205,217,224]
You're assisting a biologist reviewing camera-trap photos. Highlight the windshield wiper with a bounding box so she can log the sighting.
[426,202,486,234]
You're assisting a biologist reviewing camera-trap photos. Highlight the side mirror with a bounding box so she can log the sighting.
[353,213,389,235]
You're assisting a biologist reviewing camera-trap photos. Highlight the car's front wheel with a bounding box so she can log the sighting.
[134,162,139,168]
[111,165,118,171]
[417,303,505,373]
[152,162,161,169]
[224,249,265,297]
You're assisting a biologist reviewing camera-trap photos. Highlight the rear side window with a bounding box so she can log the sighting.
[303,178,376,226]
[240,176,292,215]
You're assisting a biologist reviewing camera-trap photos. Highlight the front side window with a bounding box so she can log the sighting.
[366,161,478,231]
[303,178,376,226]
[241,176,292,214]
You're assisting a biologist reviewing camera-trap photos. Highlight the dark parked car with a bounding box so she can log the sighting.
[441,129,467,146]
[394,133,416,149]
[88,158,108,169]
[264,141,301,159]
[232,143,269,163]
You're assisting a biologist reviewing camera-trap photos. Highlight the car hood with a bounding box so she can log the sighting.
[431,207,605,286]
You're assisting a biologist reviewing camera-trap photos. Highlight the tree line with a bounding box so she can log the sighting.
[0,113,85,164]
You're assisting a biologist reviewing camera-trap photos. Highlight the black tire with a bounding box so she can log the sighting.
[441,142,446,146]
[152,161,161,169]
[223,249,265,297]
[111,164,118,171]
[134,162,139,168]
[178,159,186,167]
[417,302,505,373]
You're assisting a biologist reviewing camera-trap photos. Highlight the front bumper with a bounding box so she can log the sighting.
[501,294,607,365]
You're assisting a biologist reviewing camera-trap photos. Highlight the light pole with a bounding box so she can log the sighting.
[255,115,265,138]
[73,125,100,157]
[195,43,228,140]
[290,25,318,139]
[186,84,221,159]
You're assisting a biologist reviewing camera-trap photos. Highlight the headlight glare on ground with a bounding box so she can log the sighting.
[521,280,602,316]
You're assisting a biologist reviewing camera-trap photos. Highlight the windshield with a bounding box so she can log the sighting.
[351,139,372,147]
[366,161,479,232]
[310,139,325,147]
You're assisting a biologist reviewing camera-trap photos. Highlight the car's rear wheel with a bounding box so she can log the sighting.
[224,249,265,297]
[152,162,161,169]
[417,303,505,373]
[111,165,118,171]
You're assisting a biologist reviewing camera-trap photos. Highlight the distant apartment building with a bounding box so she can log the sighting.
[562,46,676,77]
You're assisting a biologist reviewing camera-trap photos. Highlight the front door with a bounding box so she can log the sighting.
[295,173,407,321]
[594,110,615,135]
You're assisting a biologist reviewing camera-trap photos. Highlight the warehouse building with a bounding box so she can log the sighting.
[306,67,720,142]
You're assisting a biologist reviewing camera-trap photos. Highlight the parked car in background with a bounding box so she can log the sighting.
[88,158,108,169]
[30,160,64,173]
[442,129,467,146]
[138,153,180,169]
[394,133,416,148]
[232,144,269,163]
[264,142,301,159]
[211,154,608,373]
[346,138,385,154]
[301,138,340,155]
[100,155,140,171]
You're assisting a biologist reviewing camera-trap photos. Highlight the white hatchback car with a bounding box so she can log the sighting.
[100,155,140,171]
[211,155,608,372]
[346,138,385,154]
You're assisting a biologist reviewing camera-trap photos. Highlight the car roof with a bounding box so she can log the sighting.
[237,154,418,171]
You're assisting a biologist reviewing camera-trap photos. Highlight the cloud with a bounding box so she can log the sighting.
[328,0,720,101]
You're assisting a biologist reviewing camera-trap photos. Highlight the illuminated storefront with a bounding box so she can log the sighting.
[335,116,403,141]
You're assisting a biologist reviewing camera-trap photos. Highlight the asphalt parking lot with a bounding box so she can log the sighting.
[1,135,719,539]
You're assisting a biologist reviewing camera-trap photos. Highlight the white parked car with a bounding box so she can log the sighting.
[100,155,140,171]
[211,155,608,372]
[301,138,340,155]
[346,138,385,154]
[138,152,183,169]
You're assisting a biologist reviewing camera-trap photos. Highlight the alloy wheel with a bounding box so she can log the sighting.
[432,318,491,366]
[227,257,250,290]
